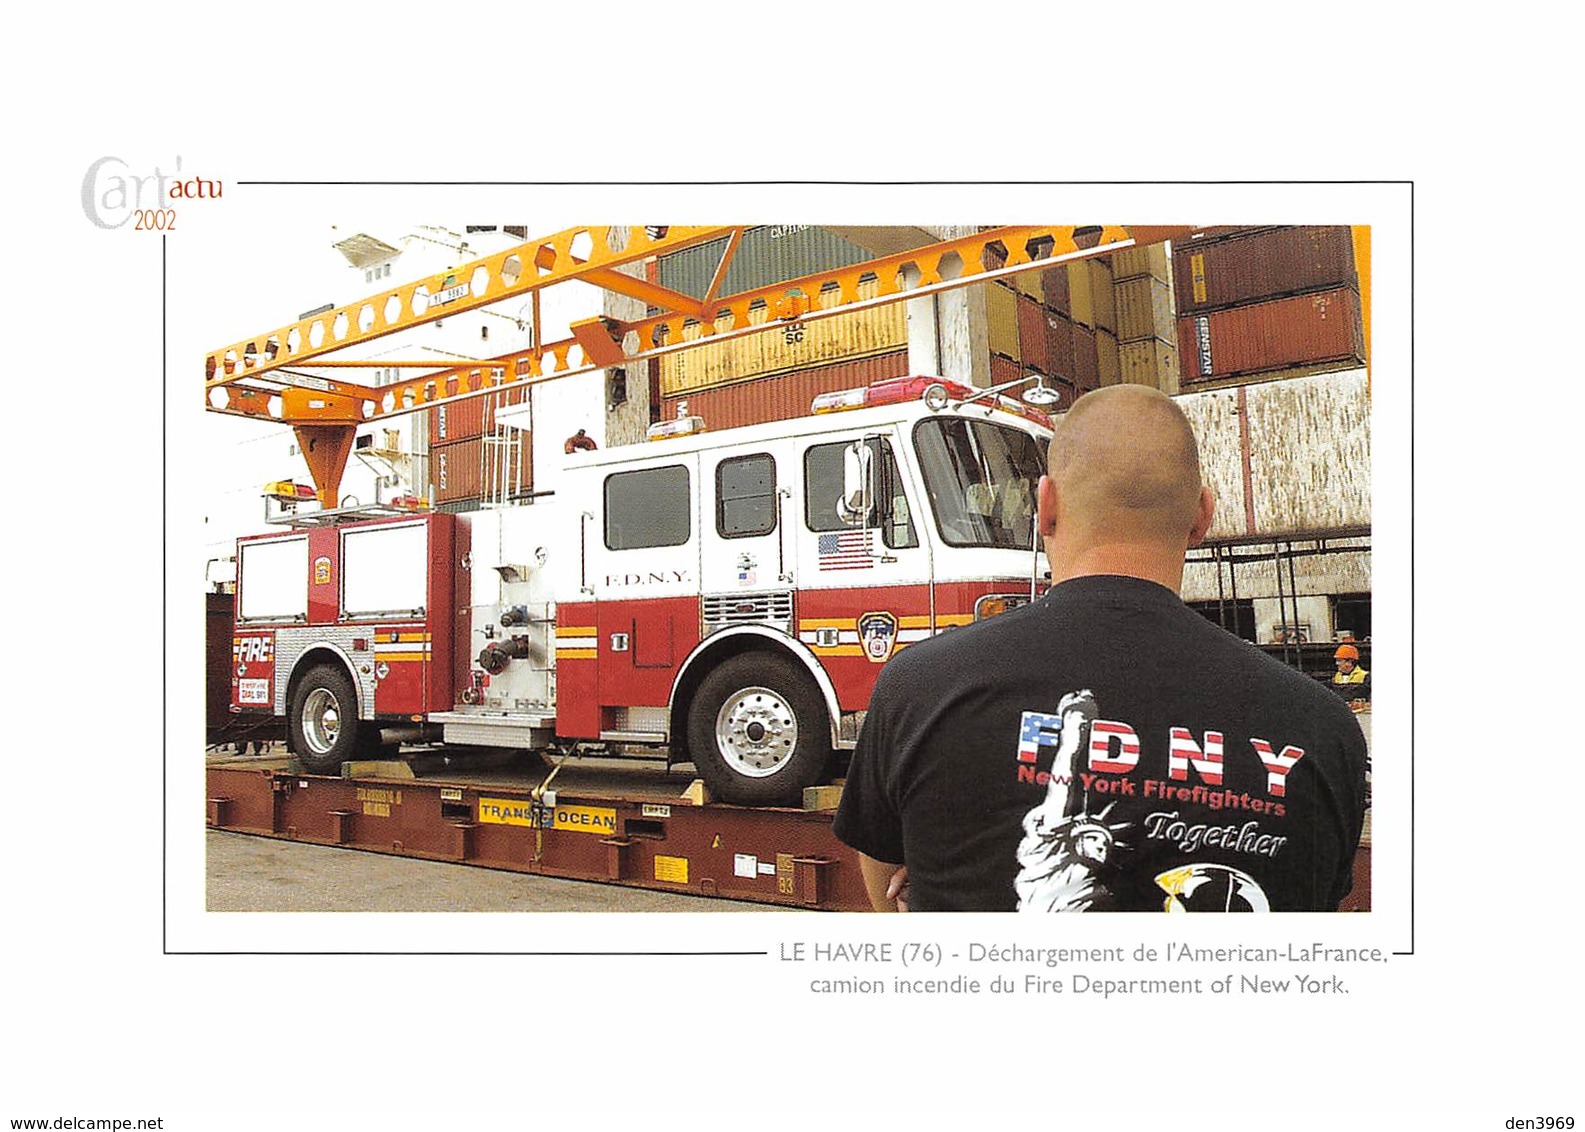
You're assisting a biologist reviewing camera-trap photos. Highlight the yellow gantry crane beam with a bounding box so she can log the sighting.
[205,223,1191,504]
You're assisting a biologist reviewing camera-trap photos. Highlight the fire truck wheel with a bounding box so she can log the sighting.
[688,654,832,807]
[289,664,363,774]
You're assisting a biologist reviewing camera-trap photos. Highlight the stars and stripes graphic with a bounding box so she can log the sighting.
[1017,710,1065,764]
[817,529,875,570]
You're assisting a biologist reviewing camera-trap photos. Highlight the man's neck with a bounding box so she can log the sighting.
[1046,540,1188,593]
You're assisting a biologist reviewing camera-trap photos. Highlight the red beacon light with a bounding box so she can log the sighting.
[810,376,977,415]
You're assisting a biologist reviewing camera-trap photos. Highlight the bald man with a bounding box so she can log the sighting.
[832,386,1368,912]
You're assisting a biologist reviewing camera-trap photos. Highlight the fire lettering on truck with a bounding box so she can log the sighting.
[604,570,690,587]
[233,636,275,665]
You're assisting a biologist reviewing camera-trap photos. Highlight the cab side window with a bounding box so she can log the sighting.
[605,465,691,549]
[803,439,917,549]
[716,454,777,538]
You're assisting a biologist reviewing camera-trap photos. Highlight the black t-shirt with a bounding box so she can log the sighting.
[833,575,1368,912]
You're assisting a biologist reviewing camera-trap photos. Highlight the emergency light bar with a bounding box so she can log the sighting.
[809,376,1053,428]
[810,376,976,415]
[648,416,707,441]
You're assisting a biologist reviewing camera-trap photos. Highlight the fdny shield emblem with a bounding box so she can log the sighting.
[857,611,899,663]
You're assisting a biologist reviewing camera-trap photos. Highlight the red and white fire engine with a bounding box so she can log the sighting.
[230,374,1059,805]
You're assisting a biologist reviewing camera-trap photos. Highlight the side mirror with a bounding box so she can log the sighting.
[837,441,874,526]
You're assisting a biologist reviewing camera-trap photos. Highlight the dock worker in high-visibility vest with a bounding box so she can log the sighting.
[1332,644,1370,703]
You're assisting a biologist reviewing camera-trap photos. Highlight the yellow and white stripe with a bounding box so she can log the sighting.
[796,615,946,656]
[555,625,598,660]
[374,631,431,663]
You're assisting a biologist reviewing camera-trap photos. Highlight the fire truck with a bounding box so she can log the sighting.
[229,374,1058,805]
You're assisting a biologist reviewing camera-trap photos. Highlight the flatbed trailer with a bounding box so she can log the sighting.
[205,751,1372,911]
[205,753,871,911]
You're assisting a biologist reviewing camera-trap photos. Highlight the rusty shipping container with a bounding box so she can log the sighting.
[1017,292,1050,373]
[1042,266,1070,315]
[1179,287,1365,384]
[430,434,531,504]
[657,351,910,431]
[1176,368,1370,541]
[1174,226,1357,315]
[989,353,1021,387]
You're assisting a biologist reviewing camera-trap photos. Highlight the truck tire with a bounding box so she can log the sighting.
[289,664,363,775]
[687,653,832,807]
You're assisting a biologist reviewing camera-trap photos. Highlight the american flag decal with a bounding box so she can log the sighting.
[817,530,874,570]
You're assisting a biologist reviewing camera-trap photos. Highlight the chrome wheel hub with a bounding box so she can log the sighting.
[715,686,797,778]
[302,688,342,755]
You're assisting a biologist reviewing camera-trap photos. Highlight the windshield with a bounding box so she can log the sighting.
[913,418,1046,549]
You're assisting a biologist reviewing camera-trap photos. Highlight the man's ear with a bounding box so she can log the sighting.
[1188,485,1215,547]
[1037,474,1058,537]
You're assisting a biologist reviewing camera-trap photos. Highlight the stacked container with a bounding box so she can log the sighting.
[428,384,531,507]
[1106,242,1178,394]
[657,351,910,430]
[1173,226,1364,386]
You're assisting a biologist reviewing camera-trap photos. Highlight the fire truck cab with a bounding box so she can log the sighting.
[230,375,1055,806]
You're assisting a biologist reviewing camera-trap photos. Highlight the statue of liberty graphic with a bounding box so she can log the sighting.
[1014,690,1128,912]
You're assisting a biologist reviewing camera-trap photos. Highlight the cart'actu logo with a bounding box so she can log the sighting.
[314,556,332,585]
[858,611,899,663]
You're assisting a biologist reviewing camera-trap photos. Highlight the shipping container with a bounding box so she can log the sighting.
[657,351,910,432]
[1011,265,1045,304]
[429,383,529,443]
[1114,275,1175,343]
[1016,292,1049,373]
[1175,368,1369,541]
[986,282,1020,362]
[989,353,1021,387]
[430,434,531,504]
[1067,260,1095,328]
[1173,226,1357,315]
[1118,338,1180,394]
[1073,324,1100,390]
[1087,258,1115,333]
[1044,310,1075,381]
[1108,243,1170,283]
[1243,368,1370,535]
[1096,328,1120,387]
[1042,266,1070,315]
[1178,287,1365,384]
[657,275,908,395]
[656,225,874,301]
